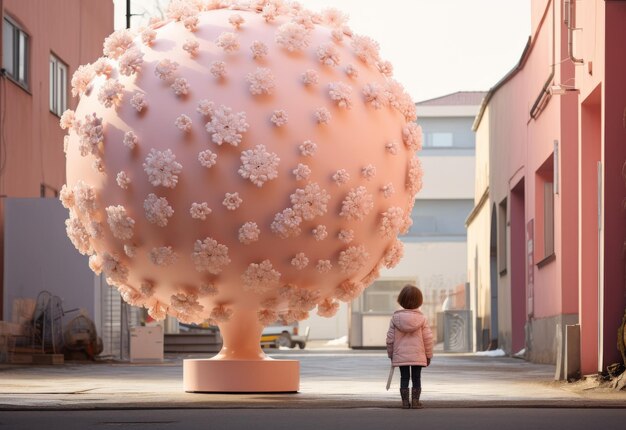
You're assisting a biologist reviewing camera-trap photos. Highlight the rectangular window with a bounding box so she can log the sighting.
[543,181,555,257]
[498,198,508,274]
[49,54,68,116]
[2,17,29,88]
[536,153,555,262]
[429,132,454,147]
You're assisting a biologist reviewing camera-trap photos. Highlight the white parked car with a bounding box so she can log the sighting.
[261,322,310,349]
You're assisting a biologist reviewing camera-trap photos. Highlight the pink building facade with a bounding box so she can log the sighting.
[0,0,113,318]
[468,0,626,371]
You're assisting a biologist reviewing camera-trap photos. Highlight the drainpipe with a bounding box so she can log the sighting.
[529,0,556,120]
[565,0,584,64]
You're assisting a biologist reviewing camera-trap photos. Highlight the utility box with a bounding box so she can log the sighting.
[443,310,472,352]
[130,326,164,363]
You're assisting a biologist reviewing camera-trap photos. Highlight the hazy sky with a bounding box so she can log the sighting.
[113,0,531,102]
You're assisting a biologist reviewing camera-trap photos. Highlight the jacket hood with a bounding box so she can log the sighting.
[392,309,424,333]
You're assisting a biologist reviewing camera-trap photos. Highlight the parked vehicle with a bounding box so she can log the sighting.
[261,322,309,349]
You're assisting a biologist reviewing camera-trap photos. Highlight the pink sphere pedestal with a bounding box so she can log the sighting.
[183,310,299,392]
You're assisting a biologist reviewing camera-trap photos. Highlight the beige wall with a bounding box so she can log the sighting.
[419,155,475,200]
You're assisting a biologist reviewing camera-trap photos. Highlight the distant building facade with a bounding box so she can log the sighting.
[347,92,484,347]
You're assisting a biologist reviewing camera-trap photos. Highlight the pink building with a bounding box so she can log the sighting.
[468,0,626,374]
[0,0,113,318]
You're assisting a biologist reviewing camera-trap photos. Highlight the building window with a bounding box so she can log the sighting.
[2,17,29,88]
[498,198,508,274]
[359,280,414,313]
[49,55,68,116]
[419,117,476,149]
[428,132,454,148]
[536,153,555,262]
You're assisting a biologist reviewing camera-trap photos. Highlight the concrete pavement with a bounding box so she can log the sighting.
[0,346,625,410]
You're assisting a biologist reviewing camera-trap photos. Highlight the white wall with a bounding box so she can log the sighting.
[3,198,96,322]
[418,154,475,200]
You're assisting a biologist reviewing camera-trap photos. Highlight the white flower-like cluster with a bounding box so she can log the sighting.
[205,105,249,146]
[363,83,387,109]
[299,140,317,156]
[59,110,76,130]
[403,122,423,152]
[316,259,332,273]
[119,47,144,76]
[340,186,373,220]
[317,43,340,67]
[148,301,167,321]
[345,64,358,78]
[103,29,134,59]
[312,225,327,241]
[378,60,393,77]
[210,61,227,78]
[314,107,331,124]
[143,148,183,188]
[321,8,348,27]
[361,164,376,180]
[150,246,178,266]
[335,280,362,302]
[290,183,330,220]
[271,208,302,239]
[94,57,112,77]
[130,92,147,112]
[87,220,103,239]
[216,32,240,53]
[190,202,212,220]
[379,206,405,238]
[229,14,245,29]
[198,149,217,168]
[199,282,218,297]
[105,205,135,240]
[301,69,319,86]
[270,110,288,127]
[175,114,192,132]
[144,193,174,227]
[351,35,380,65]
[123,131,138,149]
[71,64,95,97]
[154,59,178,80]
[246,67,275,95]
[280,310,309,324]
[338,245,369,273]
[59,184,75,208]
[239,222,261,244]
[291,252,309,270]
[197,99,215,116]
[338,229,354,244]
[170,292,203,315]
[385,141,399,155]
[332,169,350,185]
[381,183,395,198]
[192,237,231,274]
[102,252,129,286]
[171,77,190,96]
[141,28,157,46]
[242,260,281,294]
[238,144,280,187]
[65,214,92,255]
[258,309,278,325]
[317,298,339,317]
[275,22,310,52]
[124,244,136,258]
[223,192,242,210]
[116,171,131,189]
[183,39,199,56]
[210,304,233,323]
[383,239,404,269]
[292,163,311,181]
[78,113,104,157]
[328,82,352,109]
[73,180,98,214]
[407,157,423,195]
[250,40,268,59]
[288,287,321,311]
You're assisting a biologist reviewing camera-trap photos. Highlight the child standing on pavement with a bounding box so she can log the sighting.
[386,284,433,409]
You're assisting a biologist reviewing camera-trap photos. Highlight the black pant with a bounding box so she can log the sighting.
[399,365,422,389]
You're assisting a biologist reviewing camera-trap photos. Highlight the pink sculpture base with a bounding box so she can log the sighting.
[183,309,299,393]
[183,358,299,392]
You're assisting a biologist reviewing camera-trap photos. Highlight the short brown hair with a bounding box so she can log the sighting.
[397,285,423,309]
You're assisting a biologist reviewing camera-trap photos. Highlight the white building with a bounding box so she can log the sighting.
[303,92,485,344]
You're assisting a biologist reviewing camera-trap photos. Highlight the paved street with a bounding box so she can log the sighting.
[2,408,626,430]
[0,347,625,410]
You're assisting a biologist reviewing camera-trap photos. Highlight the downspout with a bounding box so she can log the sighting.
[565,0,584,64]
[530,0,556,120]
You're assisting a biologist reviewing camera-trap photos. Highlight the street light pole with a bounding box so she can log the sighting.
[126,0,131,29]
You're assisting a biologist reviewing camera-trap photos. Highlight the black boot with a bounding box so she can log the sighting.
[400,388,410,409]
[411,387,422,409]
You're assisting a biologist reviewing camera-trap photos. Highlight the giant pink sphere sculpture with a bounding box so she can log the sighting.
[60,0,423,391]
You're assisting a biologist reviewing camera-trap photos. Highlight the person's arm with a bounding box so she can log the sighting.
[423,318,434,365]
[386,320,395,359]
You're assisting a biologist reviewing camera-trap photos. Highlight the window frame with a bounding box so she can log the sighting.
[2,16,30,90]
[498,198,508,275]
[49,53,68,116]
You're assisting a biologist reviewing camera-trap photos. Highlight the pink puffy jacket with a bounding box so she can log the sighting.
[386,309,434,367]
